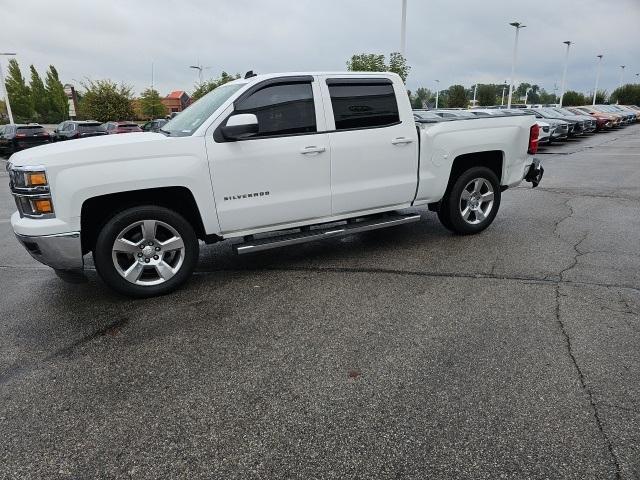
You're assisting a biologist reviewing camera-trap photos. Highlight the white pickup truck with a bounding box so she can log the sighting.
[7,71,543,297]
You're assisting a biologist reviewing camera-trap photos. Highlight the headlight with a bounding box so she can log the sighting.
[7,164,55,219]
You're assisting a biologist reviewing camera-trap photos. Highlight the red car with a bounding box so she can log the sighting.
[566,107,615,130]
[102,121,143,134]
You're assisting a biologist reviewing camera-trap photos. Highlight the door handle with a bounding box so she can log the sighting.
[300,146,326,154]
[391,137,414,145]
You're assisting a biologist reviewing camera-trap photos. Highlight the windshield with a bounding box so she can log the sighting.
[554,108,577,116]
[161,82,245,136]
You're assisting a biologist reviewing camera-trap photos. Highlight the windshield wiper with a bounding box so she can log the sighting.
[159,128,172,137]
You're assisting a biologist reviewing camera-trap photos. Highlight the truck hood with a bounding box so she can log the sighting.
[8,132,169,168]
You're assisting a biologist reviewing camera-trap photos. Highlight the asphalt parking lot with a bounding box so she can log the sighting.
[0,127,638,479]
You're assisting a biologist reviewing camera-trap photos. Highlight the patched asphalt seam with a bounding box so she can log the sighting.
[554,284,622,480]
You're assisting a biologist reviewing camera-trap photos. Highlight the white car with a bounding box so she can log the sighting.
[7,71,542,297]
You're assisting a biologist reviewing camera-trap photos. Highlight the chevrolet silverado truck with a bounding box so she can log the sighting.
[6,71,543,297]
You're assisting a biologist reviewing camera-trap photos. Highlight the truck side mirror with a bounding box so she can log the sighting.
[221,113,259,141]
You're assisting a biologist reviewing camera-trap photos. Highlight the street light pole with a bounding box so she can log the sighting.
[558,41,572,107]
[472,83,477,107]
[501,82,507,106]
[592,55,603,105]
[400,0,407,57]
[435,80,440,109]
[507,22,525,109]
[619,65,625,89]
[0,52,16,124]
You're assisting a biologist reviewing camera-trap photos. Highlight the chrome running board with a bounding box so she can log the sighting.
[234,213,421,255]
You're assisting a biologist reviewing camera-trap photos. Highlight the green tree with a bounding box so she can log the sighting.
[346,53,386,73]
[610,84,640,105]
[78,79,134,121]
[0,100,7,124]
[139,88,167,119]
[561,90,586,106]
[191,71,240,102]
[29,65,48,123]
[593,89,608,104]
[410,87,432,108]
[447,85,468,108]
[45,65,69,123]
[387,52,410,83]
[346,52,411,83]
[538,88,557,105]
[476,84,497,106]
[5,59,33,123]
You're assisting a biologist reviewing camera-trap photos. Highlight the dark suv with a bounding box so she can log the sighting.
[0,124,51,156]
[53,120,107,141]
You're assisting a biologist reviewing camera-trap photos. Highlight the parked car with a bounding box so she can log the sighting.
[8,71,542,297]
[551,107,597,133]
[610,105,640,122]
[530,107,583,136]
[572,106,622,128]
[53,120,107,141]
[471,109,552,144]
[565,107,614,130]
[0,124,51,156]
[101,121,143,134]
[413,110,446,122]
[594,105,634,124]
[141,119,168,132]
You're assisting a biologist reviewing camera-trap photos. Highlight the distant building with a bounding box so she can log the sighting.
[162,91,190,113]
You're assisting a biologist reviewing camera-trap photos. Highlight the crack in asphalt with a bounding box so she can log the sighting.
[0,316,130,386]
[554,284,623,480]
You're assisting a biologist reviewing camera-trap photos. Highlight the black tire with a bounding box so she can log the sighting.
[93,206,199,298]
[438,166,501,235]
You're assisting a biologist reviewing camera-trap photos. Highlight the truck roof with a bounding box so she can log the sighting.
[227,71,400,86]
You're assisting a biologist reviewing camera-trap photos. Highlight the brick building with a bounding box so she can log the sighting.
[162,91,190,114]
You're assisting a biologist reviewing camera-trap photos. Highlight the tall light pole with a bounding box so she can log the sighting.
[507,21,525,109]
[524,87,533,106]
[592,55,603,105]
[472,83,478,107]
[558,41,572,107]
[0,52,16,124]
[435,80,440,109]
[619,65,625,89]
[501,82,507,106]
[400,0,407,57]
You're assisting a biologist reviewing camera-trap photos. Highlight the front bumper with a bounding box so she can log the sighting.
[15,232,84,270]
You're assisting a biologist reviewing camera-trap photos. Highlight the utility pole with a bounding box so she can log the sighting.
[558,41,572,107]
[400,0,407,57]
[592,55,603,105]
[0,52,16,124]
[507,22,526,109]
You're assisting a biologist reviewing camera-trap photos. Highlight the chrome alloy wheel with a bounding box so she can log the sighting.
[111,220,185,286]
[459,178,495,225]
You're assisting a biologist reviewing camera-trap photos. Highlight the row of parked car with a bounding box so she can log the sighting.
[413,104,639,146]
[0,119,169,156]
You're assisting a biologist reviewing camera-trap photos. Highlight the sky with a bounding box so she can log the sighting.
[2,0,640,98]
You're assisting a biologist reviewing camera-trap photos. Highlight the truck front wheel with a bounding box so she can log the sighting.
[437,166,501,235]
[93,206,199,298]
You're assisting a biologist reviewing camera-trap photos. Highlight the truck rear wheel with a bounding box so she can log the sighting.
[438,166,501,235]
[93,206,199,298]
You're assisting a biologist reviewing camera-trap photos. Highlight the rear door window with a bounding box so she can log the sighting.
[327,80,400,130]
